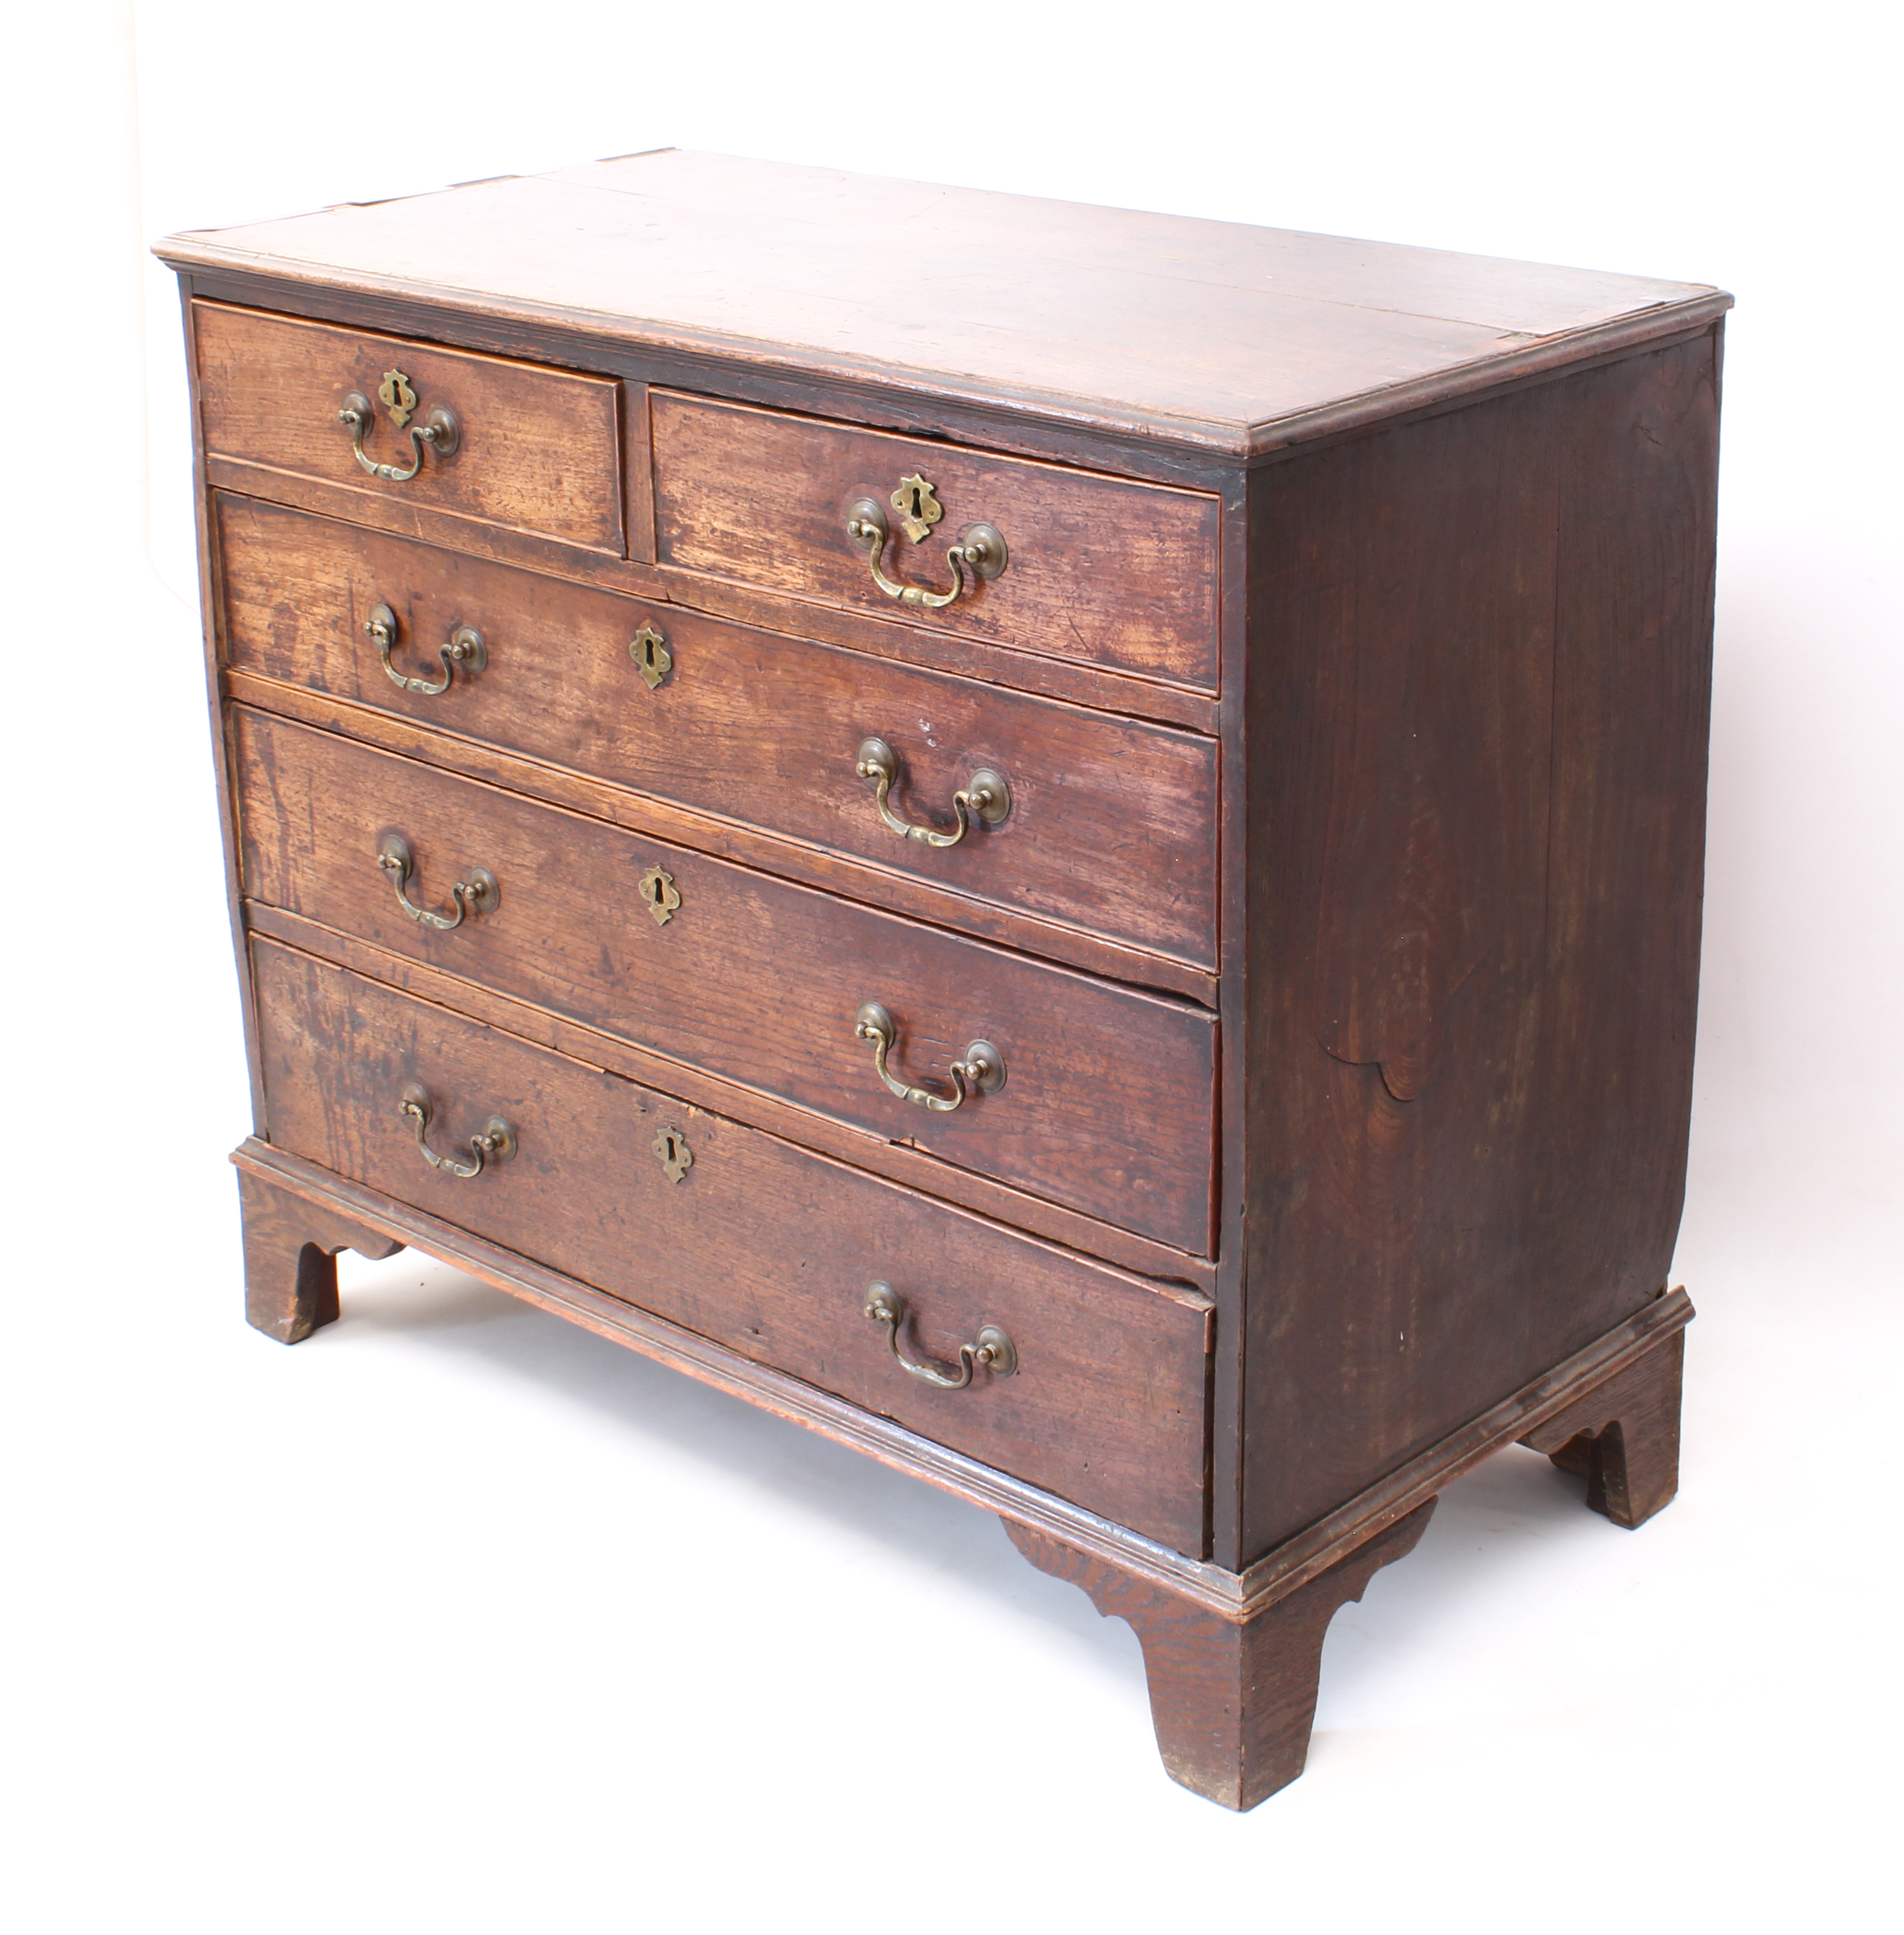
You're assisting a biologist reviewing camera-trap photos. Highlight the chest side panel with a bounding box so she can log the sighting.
[1239,332,1720,1558]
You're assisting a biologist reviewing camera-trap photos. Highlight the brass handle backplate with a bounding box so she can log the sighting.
[865,1283,1016,1389]
[854,737,1010,848]
[400,1082,517,1180]
[845,486,1006,612]
[854,1001,1005,1113]
[377,832,499,931]
[337,373,460,483]
[363,602,485,695]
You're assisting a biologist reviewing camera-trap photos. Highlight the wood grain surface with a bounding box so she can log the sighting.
[162,153,1730,1806]
[652,391,1221,689]
[237,1166,404,1342]
[228,673,1218,1006]
[250,938,1211,1551]
[1520,1327,1684,1530]
[196,457,1221,735]
[216,494,1219,966]
[194,302,625,554]
[1239,332,1719,1559]
[242,900,1216,1286]
[1007,1503,1435,1808]
[231,708,1218,1252]
[161,150,1727,457]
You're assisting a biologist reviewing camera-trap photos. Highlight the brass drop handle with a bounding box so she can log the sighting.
[363,602,485,696]
[854,737,1011,847]
[337,377,460,483]
[854,1001,1005,1113]
[377,833,499,931]
[400,1082,516,1179]
[845,496,1007,611]
[865,1283,1016,1389]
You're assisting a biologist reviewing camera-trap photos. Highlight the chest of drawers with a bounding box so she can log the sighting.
[161,151,1725,1808]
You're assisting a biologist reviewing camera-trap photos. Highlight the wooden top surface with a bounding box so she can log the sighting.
[161,149,1729,457]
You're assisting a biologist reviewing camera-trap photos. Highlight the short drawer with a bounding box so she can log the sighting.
[651,392,1220,691]
[217,496,1218,967]
[232,709,1216,1254]
[251,938,1211,1553]
[193,303,624,554]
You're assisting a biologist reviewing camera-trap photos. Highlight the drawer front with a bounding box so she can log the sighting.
[193,303,624,554]
[253,939,1211,1553]
[651,392,1221,691]
[233,710,1216,1253]
[217,496,1218,967]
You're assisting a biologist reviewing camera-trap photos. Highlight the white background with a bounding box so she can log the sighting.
[3,3,1898,1929]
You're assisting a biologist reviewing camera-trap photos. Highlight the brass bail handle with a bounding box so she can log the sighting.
[377,833,500,931]
[844,473,1007,611]
[363,602,485,696]
[400,1083,517,1180]
[854,738,1011,849]
[854,1001,1005,1113]
[864,1283,1016,1389]
[337,367,460,483]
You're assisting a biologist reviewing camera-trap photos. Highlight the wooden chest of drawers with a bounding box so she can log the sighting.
[161,150,1725,1808]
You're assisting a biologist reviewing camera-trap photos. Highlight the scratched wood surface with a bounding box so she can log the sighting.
[1520,1328,1685,1530]
[193,301,625,554]
[652,391,1222,689]
[251,938,1212,1551]
[1008,1504,1434,1808]
[161,150,1723,456]
[164,151,1728,1802]
[1239,331,1719,1558]
[215,494,1220,966]
[231,707,1218,1253]
[236,1165,404,1343]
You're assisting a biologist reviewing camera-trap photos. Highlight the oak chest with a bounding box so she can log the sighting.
[161,152,1724,1807]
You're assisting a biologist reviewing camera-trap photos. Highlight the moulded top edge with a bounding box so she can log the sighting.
[157,149,1733,460]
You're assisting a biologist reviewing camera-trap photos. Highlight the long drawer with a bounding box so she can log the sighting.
[193,303,625,554]
[251,938,1211,1553]
[651,391,1222,691]
[232,709,1217,1253]
[216,495,1219,967]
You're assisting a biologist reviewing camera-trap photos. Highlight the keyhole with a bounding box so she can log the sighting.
[909,485,924,518]
[643,640,657,671]
[666,1136,680,1164]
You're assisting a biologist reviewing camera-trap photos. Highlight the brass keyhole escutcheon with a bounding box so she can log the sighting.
[379,368,418,428]
[654,1127,693,1183]
[639,865,681,927]
[892,472,943,544]
[629,623,673,690]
